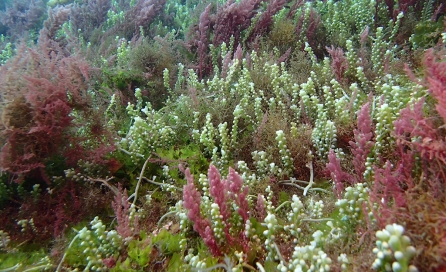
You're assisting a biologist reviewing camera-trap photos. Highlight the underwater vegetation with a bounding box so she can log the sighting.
[0,0,445,271]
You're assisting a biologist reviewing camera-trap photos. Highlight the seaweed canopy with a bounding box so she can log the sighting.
[0,42,91,182]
